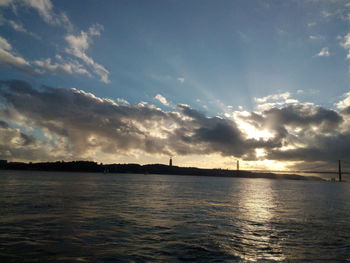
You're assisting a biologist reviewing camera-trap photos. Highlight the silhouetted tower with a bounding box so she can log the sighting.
[169,157,173,167]
[338,160,342,182]
[237,160,239,171]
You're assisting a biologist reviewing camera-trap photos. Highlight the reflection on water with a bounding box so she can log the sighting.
[232,180,285,262]
[0,171,350,262]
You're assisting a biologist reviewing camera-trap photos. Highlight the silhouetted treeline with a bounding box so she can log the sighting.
[0,160,324,181]
[3,161,101,172]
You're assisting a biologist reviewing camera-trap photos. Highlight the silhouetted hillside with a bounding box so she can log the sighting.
[0,160,324,181]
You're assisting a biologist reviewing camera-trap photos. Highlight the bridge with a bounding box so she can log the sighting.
[247,160,349,182]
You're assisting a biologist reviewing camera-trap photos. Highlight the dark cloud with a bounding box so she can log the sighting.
[0,120,9,128]
[264,105,342,133]
[177,104,248,156]
[268,133,350,163]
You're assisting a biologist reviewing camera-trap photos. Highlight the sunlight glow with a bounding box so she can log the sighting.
[244,159,289,171]
[255,148,266,158]
[237,120,274,140]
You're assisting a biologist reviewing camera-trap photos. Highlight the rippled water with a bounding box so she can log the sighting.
[1,171,350,262]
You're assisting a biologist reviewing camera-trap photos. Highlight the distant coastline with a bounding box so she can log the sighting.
[0,160,326,181]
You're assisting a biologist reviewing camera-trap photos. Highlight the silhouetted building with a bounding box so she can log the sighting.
[169,157,172,167]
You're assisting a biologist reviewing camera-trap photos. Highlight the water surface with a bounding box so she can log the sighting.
[1,171,349,262]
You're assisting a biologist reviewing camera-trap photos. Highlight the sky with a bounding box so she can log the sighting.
[1,0,350,171]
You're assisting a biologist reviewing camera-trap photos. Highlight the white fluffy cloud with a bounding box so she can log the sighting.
[316,47,330,57]
[177,77,185,83]
[0,0,72,30]
[154,94,170,106]
[6,19,40,38]
[255,92,291,103]
[335,91,350,110]
[309,35,324,40]
[23,0,55,23]
[254,92,299,111]
[65,24,110,83]
[341,32,350,59]
[24,0,72,30]
[0,36,97,78]
[0,36,30,70]
[33,57,92,77]
[0,1,109,83]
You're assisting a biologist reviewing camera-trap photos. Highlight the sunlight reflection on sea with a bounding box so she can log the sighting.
[0,171,349,262]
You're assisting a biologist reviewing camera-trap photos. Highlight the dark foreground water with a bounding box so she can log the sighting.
[0,171,350,262]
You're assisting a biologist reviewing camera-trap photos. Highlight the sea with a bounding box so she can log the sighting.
[0,170,349,262]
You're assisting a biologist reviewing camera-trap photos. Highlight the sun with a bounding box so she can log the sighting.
[236,119,274,141]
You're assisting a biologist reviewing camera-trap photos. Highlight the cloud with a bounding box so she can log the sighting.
[0,119,63,161]
[0,0,12,7]
[33,57,92,77]
[177,77,185,83]
[6,19,40,39]
[254,92,299,111]
[255,92,291,103]
[24,0,72,30]
[0,36,30,70]
[1,80,350,169]
[0,36,95,79]
[0,3,107,82]
[263,104,342,131]
[0,80,276,161]
[0,15,39,39]
[335,91,350,110]
[8,19,27,31]
[309,35,324,41]
[321,10,332,18]
[0,36,11,50]
[0,0,73,30]
[116,98,130,105]
[316,47,330,57]
[267,133,350,164]
[154,94,170,106]
[0,80,181,158]
[65,24,110,83]
[341,32,350,59]
[245,103,345,165]
[236,91,347,165]
[23,0,55,23]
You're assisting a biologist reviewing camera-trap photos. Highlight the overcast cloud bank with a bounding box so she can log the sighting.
[1,80,350,170]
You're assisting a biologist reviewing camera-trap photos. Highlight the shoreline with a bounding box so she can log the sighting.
[0,161,327,181]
